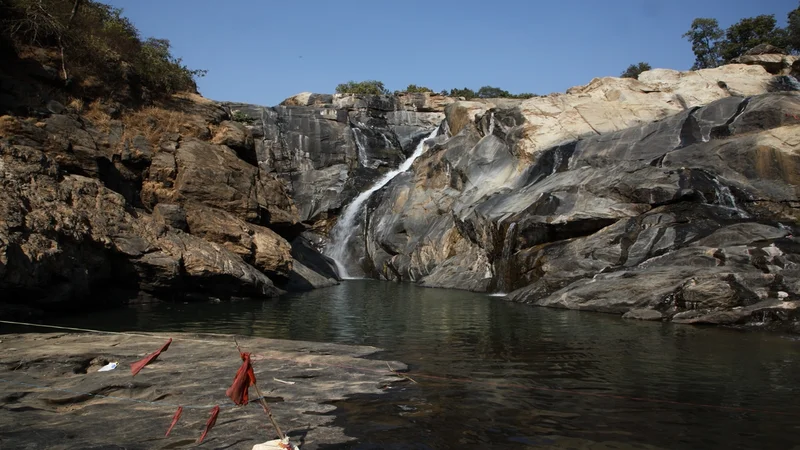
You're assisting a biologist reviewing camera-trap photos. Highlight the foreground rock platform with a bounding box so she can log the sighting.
[0,332,406,449]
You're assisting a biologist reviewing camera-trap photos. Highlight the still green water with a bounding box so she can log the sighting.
[47,280,800,449]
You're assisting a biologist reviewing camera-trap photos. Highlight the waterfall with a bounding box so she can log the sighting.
[380,132,394,150]
[352,127,370,167]
[327,127,440,278]
[487,112,496,136]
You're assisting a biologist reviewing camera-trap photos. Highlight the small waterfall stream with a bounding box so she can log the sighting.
[352,127,375,169]
[711,177,749,218]
[326,127,440,278]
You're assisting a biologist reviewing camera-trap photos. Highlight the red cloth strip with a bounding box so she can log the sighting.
[197,405,220,444]
[165,406,183,437]
[130,338,172,376]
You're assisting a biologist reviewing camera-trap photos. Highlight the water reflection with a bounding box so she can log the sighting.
[37,280,800,449]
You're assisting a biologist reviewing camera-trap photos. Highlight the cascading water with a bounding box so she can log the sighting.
[352,127,371,168]
[327,127,440,278]
[711,177,748,218]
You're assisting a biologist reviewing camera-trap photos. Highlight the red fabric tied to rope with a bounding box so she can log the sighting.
[197,405,220,444]
[165,406,183,437]
[130,338,172,376]
[226,352,256,405]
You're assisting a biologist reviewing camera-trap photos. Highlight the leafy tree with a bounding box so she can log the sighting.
[476,85,511,98]
[335,80,390,95]
[789,3,800,53]
[136,38,206,95]
[719,14,788,61]
[403,84,433,93]
[445,86,535,99]
[448,87,476,99]
[620,62,652,79]
[683,18,724,69]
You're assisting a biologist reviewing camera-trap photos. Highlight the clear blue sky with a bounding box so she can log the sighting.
[106,0,797,106]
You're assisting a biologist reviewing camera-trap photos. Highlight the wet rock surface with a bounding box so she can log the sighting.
[0,332,406,449]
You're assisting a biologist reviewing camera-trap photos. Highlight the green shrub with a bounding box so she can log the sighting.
[231,110,255,124]
[448,87,477,99]
[620,62,652,79]
[446,86,536,99]
[403,84,433,93]
[335,80,390,95]
[135,38,206,95]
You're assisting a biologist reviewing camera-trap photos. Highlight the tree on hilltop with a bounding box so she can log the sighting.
[620,62,652,79]
[335,80,390,95]
[683,18,724,69]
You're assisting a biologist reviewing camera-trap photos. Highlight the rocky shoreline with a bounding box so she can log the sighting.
[0,331,407,449]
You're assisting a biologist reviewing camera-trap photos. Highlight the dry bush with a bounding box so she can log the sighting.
[119,106,206,146]
[0,116,21,137]
[81,99,112,130]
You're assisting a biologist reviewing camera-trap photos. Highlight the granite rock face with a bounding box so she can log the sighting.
[339,64,800,329]
[223,92,447,223]
[0,125,282,313]
[0,87,331,316]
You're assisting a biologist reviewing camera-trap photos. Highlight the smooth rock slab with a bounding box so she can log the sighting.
[0,332,407,449]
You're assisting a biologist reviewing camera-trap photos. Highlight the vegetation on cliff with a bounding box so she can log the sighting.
[0,0,205,103]
[335,80,390,95]
[684,3,800,69]
[620,62,652,79]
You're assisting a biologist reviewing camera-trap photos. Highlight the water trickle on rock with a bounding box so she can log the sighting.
[326,127,440,278]
[711,177,749,218]
[352,127,372,169]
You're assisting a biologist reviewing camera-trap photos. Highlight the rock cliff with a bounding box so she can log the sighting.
[223,92,447,225]
[4,41,800,330]
[0,49,450,317]
[330,64,800,330]
[2,56,340,316]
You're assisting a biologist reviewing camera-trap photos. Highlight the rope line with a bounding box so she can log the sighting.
[0,377,264,410]
[2,320,798,417]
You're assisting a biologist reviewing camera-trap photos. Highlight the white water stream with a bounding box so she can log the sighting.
[327,127,439,278]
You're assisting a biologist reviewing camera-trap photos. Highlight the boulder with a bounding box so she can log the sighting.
[152,203,187,231]
[733,53,798,75]
[183,203,293,281]
[396,92,455,112]
[211,120,256,164]
[171,139,300,232]
[280,91,334,106]
[744,44,787,55]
